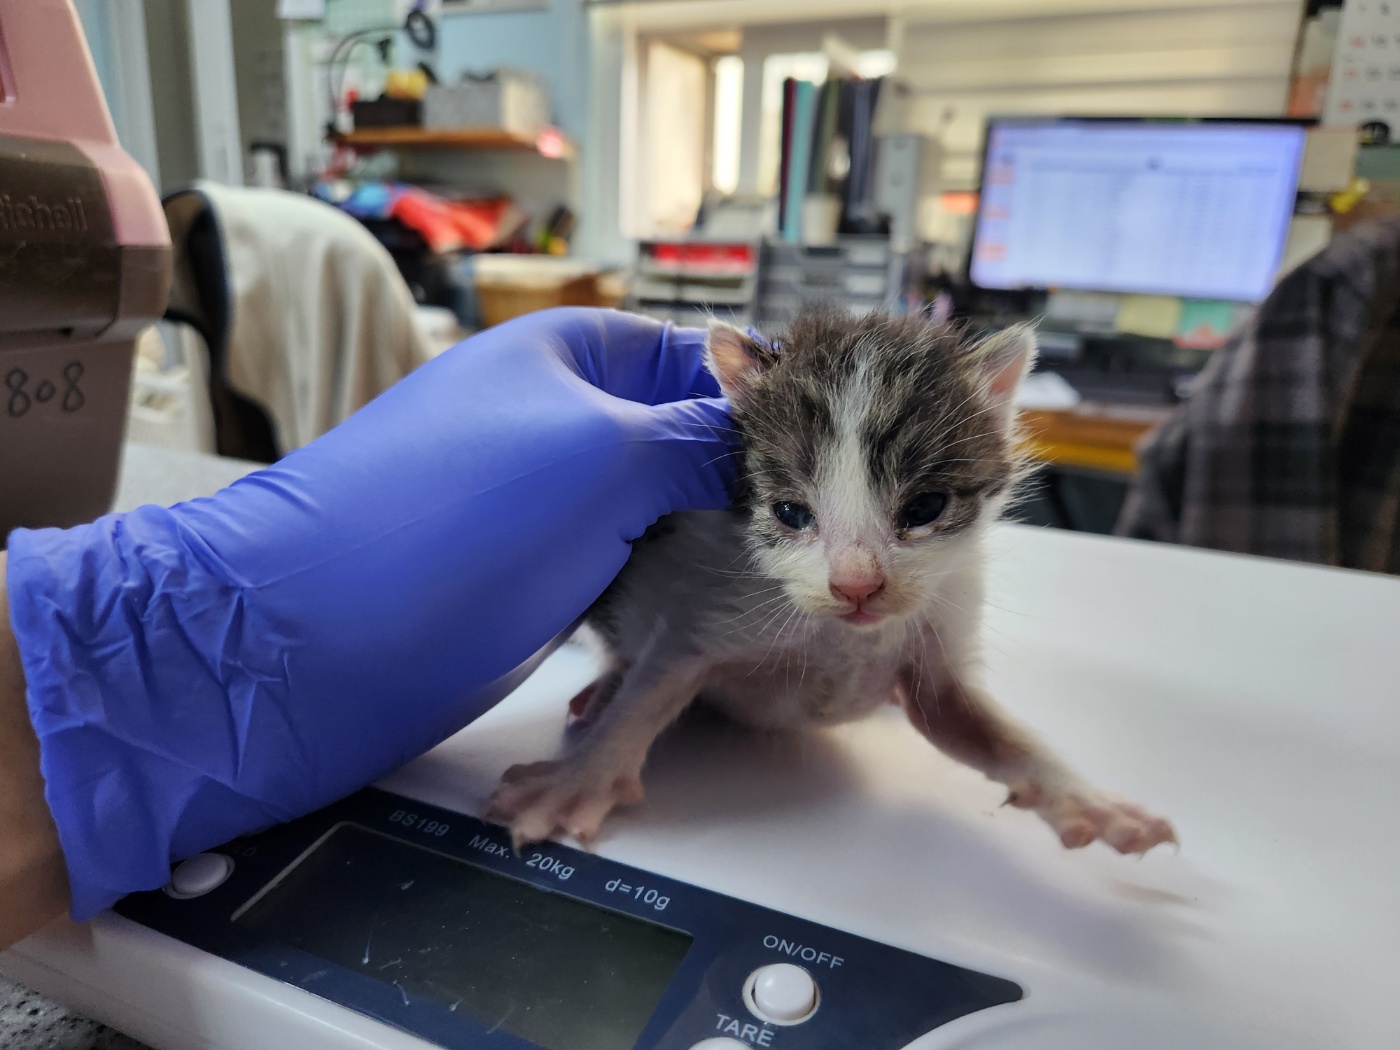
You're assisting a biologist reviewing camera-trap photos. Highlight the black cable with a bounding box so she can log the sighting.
[326,25,398,131]
[325,9,438,135]
[405,9,436,50]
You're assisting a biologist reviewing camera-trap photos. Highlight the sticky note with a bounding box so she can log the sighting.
[1176,299,1241,349]
[1045,290,1120,328]
[1115,294,1183,339]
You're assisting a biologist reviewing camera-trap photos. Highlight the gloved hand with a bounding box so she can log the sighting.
[6,307,735,919]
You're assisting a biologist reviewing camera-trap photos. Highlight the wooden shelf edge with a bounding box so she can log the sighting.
[332,126,574,158]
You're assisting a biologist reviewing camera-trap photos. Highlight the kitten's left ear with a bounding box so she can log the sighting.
[972,323,1037,428]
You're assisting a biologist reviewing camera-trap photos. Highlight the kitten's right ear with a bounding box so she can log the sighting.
[706,323,777,398]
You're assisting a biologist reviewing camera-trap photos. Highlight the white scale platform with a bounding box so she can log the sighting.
[3,525,1398,1049]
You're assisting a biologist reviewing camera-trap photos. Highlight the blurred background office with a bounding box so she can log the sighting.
[5,5,1398,1049]
[69,0,1400,567]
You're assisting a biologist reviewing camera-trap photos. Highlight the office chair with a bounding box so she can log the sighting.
[163,183,431,462]
[1117,217,1400,574]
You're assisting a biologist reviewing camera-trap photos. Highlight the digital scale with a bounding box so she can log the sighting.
[4,526,1399,1049]
[114,785,1019,1050]
[3,3,1394,1045]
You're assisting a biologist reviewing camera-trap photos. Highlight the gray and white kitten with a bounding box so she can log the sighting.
[491,306,1175,855]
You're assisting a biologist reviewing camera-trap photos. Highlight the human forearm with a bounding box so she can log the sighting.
[0,550,69,949]
[0,309,734,922]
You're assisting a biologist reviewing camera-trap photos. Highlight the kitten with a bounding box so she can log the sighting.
[490,306,1176,855]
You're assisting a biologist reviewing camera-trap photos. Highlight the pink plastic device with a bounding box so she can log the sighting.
[0,0,171,540]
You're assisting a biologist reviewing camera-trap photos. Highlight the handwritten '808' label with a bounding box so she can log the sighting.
[5,362,85,418]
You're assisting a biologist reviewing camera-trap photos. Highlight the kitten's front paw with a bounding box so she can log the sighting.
[487,759,645,851]
[1004,767,1177,854]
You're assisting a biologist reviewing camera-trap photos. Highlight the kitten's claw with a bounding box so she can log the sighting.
[487,759,645,850]
[1003,767,1176,855]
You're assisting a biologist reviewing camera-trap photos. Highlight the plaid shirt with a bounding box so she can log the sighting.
[1117,217,1400,574]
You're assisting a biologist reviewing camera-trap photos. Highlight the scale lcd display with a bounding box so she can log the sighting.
[970,118,1306,302]
[235,824,692,1050]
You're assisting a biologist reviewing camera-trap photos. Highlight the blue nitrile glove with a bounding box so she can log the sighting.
[6,307,735,919]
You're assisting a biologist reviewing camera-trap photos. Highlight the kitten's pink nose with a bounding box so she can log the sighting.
[830,575,885,605]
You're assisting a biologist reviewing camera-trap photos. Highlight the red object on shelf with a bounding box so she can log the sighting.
[389,189,513,253]
[641,241,756,276]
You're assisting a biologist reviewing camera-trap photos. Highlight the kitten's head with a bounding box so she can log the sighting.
[707,306,1034,628]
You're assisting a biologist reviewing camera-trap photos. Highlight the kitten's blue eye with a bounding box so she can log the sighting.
[772,501,815,530]
[899,492,948,529]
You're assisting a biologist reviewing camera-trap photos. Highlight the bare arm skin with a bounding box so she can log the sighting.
[0,550,71,949]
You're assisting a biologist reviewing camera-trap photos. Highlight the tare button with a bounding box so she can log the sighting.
[744,963,819,1024]
[689,1040,750,1050]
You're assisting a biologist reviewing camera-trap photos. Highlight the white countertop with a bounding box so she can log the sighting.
[6,443,1400,1050]
[385,518,1400,1049]
[112,442,264,513]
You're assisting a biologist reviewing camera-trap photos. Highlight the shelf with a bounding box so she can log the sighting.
[333,126,574,159]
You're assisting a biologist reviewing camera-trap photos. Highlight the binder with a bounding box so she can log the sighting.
[778,77,796,233]
[782,80,816,243]
[776,75,887,241]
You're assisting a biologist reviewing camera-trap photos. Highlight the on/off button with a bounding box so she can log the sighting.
[744,963,819,1024]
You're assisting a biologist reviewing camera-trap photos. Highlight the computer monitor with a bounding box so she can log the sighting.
[969,118,1307,303]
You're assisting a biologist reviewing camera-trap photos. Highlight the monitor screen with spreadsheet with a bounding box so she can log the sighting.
[969,118,1307,302]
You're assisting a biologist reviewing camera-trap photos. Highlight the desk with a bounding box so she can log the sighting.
[1007,324,1206,477]
[3,453,1399,1048]
[1018,404,1170,476]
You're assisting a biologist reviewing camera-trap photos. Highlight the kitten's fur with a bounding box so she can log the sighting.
[490,307,1175,854]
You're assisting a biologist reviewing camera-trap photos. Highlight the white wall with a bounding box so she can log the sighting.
[232,0,287,167]
[142,0,203,192]
[895,0,1305,189]
[584,0,1307,258]
[74,0,162,187]
[435,0,592,142]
